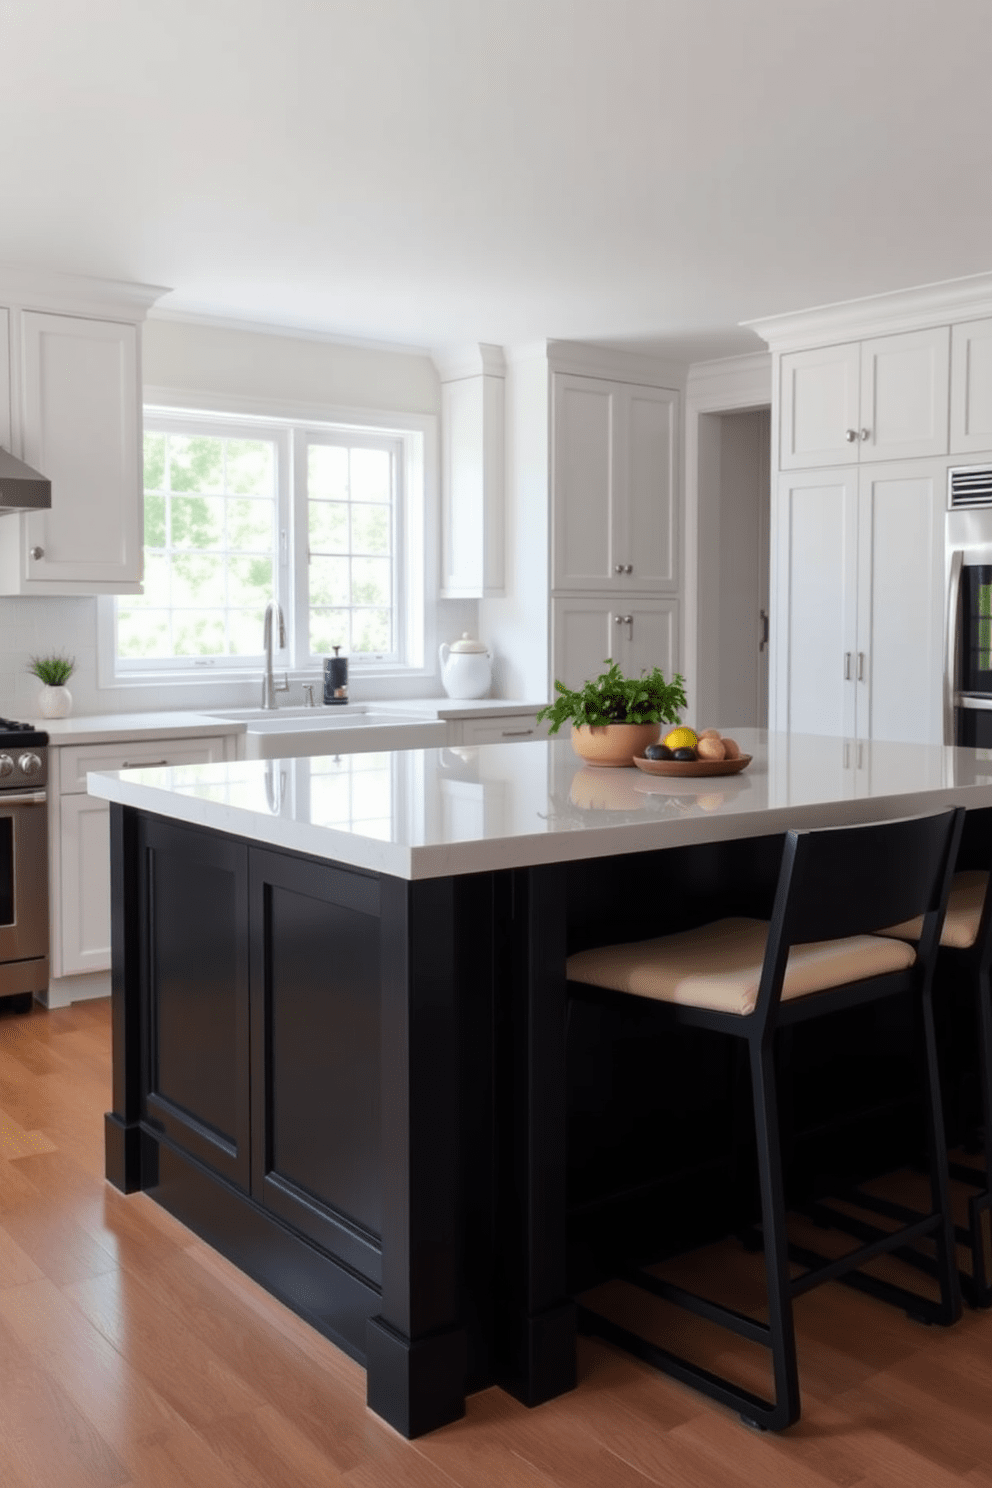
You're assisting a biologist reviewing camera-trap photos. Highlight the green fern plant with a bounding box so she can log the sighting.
[537,661,687,734]
[28,653,75,687]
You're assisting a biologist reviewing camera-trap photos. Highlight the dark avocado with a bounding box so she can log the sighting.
[644,743,673,761]
[672,747,698,762]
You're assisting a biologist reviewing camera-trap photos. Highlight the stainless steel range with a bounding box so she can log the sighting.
[0,719,48,1010]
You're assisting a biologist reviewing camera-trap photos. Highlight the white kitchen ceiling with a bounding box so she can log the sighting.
[2,0,990,361]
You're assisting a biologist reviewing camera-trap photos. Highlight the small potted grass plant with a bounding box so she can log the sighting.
[537,660,688,767]
[29,652,75,719]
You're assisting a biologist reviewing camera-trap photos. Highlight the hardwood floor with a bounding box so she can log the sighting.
[2,995,992,1487]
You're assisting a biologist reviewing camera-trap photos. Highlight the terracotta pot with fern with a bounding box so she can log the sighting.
[537,661,688,768]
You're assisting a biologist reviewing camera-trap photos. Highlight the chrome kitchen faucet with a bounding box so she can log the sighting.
[261,601,289,709]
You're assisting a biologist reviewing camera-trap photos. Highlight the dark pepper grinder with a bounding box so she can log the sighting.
[323,645,349,704]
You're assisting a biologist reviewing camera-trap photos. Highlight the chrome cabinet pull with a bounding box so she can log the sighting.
[844,652,852,680]
[121,759,168,769]
[501,728,534,738]
[759,609,769,652]
[857,651,866,682]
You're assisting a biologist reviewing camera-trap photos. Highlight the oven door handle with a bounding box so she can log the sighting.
[946,548,964,746]
[1,792,47,807]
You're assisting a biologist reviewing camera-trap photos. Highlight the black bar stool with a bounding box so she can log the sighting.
[565,809,964,1431]
[878,822,992,1305]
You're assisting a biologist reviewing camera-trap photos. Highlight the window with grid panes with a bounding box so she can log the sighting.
[112,411,416,676]
[116,421,279,666]
[305,434,400,662]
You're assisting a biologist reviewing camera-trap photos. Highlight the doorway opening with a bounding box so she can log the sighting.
[696,405,771,730]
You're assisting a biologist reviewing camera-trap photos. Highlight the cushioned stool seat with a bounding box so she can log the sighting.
[884,869,988,951]
[567,916,916,1017]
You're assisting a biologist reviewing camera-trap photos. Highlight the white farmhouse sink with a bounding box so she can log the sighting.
[204,705,447,759]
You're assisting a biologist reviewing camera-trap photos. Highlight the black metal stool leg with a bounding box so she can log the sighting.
[972,968,992,1304]
[920,983,963,1325]
[748,1037,801,1429]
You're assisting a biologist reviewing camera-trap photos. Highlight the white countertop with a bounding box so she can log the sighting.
[371,697,548,719]
[32,710,247,745]
[30,699,545,745]
[86,729,992,881]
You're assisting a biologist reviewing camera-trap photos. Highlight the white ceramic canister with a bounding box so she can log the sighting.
[438,633,493,699]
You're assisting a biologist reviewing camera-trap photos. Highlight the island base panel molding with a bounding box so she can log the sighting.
[366,1315,468,1441]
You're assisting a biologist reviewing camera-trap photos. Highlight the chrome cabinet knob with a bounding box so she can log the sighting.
[18,753,41,776]
[29,546,44,560]
[0,755,12,778]
[624,563,633,574]
[614,563,624,574]
[860,428,870,441]
[845,429,858,443]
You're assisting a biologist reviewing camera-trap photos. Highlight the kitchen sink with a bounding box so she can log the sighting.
[203,705,447,759]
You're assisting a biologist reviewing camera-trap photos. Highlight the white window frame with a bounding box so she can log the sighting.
[97,394,437,696]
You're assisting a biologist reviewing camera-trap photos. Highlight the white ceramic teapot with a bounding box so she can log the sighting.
[438,633,493,699]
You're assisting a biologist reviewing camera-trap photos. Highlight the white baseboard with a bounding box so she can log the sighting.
[42,971,111,1009]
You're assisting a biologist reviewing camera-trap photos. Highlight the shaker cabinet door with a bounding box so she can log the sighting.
[552,374,618,590]
[20,311,141,588]
[951,317,992,454]
[772,468,859,736]
[859,328,949,463]
[855,460,944,745]
[779,343,861,470]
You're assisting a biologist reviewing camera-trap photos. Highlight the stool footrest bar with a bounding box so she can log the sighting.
[625,1267,772,1347]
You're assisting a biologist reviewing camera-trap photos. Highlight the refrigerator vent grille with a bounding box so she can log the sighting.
[950,465,992,508]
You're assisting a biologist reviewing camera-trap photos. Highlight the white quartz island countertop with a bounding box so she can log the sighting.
[85,729,992,881]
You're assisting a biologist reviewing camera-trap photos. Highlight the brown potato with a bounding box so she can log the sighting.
[696,735,726,761]
[698,728,721,739]
[721,736,741,759]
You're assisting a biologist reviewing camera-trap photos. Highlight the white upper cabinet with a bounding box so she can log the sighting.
[950,317,992,454]
[437,345,505,598]
[779,327,949,469]
[552,374,677,593]
[0,309,10,453]
[780,342,861,469]
[859,328,949,462]
[20,313,141,589]
[0,269,165,596]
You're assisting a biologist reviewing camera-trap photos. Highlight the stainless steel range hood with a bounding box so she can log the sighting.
[0,448,51,511]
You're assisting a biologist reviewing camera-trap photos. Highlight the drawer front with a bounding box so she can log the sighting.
[460,715,550,746]
[59,734,232,794]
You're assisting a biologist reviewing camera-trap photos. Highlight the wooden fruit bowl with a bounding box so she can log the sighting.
[632,753,752,779]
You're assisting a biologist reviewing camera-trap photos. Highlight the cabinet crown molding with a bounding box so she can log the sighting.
[746,270,992,352]
[0,264,169,322]
[686,351,771,407]
[432,343,506,382]
[547,338,685,389]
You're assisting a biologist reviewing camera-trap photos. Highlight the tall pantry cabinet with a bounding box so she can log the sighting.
[549,366,680,692]
[752,276,992,748]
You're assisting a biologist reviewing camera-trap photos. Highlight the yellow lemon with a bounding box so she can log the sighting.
[664,726,698,751]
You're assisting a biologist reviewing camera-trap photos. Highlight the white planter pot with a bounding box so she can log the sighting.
[37,684,72,719]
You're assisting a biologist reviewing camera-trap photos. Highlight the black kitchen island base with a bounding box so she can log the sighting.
[104,800,983,1436]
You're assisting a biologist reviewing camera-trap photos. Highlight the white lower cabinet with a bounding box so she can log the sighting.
[49,732,237,997]
[772,459,944,744]
[58,793,113,977]
[456,714,551,746]
[551,596,679,694]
